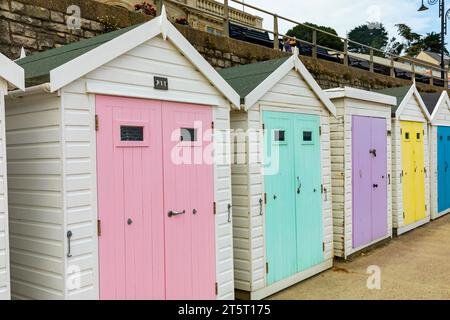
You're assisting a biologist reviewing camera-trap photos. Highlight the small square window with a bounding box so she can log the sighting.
[180,128,197,142]
[405,132,410,140]
[440,136,443,141]
[274,130,285,142]
[417,133,421,140]
[121,126,144,141]
[303,131,313,142]
[448,136,450,141]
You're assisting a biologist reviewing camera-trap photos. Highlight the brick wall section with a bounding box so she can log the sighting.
[0,0,440,92]
[0,0,149,58]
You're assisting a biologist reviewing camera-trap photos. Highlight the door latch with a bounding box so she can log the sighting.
[296,177,302,194]
[67,231,73,258]
[127,218,133,225]
[259,198,263,216]
[227,204,232,222]
[168,210,186,218]
[369,149,377,157]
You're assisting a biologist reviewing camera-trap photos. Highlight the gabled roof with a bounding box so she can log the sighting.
[17,24,140,88]
[218,51,336,115]
[14,7,241,109]
[218,57,290,100]
[421,92,442,115]
[375,85,431,120]
[423,91,450,125]
[0,53,25,90]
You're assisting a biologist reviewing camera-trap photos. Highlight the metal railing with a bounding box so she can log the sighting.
[163,0,449,87]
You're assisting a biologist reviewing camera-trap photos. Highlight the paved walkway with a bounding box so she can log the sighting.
[269,214,450,300]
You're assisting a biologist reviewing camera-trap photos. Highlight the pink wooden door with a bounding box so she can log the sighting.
[96,95,165,300]
[162,102,216,300]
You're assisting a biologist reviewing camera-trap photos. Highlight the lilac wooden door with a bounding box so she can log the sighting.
[352,116,387,249]
[96,95,165,300]
[370,118,388,240]
[162,102,216,300]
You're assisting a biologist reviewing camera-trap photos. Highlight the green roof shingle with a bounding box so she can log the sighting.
[375,86,411,115]
[17,24,141,87]
[217,56,290,101]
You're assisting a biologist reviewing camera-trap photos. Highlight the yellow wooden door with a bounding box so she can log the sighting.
[400,121,426,225]
[413,124,426,221]
[401,121,415,225]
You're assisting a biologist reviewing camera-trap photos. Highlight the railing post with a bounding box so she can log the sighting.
[273,15,279,50]
[411,64,416,83]
[390,57,395,78]
[223,0,230,37]
[343,39,348,66]
[445,70,449,89]
[312,29,317,59]
[429,75,434,86]
[369,48,374,73]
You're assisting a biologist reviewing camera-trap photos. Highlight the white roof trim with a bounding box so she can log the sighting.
[430,91,450,125]
[244,55,336,116]
[49,5,240,109]
[325,87,397,106]
[395,84,431,121]
[0,53,25,90]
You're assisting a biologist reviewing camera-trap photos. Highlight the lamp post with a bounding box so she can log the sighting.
[418,0,450,80]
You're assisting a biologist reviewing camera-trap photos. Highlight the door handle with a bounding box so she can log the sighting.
[369,149,377,157]
[168,210,186,218]
[127,218,133,225]
[66,231,73,258]
[373,184,379,188]
[446,162,448,172]
[296,177,302,194]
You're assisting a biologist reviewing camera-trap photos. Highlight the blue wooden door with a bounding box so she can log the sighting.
[263,111,323,285]
[438,126,450,213]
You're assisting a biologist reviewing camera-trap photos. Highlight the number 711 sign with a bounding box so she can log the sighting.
[154,76,169,90]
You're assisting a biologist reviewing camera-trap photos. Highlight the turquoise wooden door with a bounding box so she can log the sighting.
[263,112,297,285]
[263,111,323,285]
[294,116,323,271]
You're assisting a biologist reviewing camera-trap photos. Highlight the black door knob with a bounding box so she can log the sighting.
[373,184,379,188]
[127,218,133,225]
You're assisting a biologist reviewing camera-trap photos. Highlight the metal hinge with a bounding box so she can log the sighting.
[215,282,218,295]
[321,184,324,194]
[400,128,403,135]
[387,130,391,136]
[262,123,265,130]
[266,262,269,274]
[211,121,215,130]
[95,114,99,131]
[213,202,216,215]
[319,126,322,136]
[97,219,101,236]
[403,212,405,219]
[425,205,427,211]
[264,193,267,204]
[323,242,325,251]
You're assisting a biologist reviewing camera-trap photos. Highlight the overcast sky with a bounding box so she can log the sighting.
[228,0,441,39]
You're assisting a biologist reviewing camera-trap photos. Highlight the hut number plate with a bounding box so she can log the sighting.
[154,76,169,90]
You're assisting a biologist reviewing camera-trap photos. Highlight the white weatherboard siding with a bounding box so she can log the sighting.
[393,94,430,235]
[231,70,333,296]
[0,81,11,300]
[5,93,64,300]
[62,35,234,299]
[429,95,450,219]
[329,95,392,259]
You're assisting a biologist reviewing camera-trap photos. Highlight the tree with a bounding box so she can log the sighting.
[286,22,343,51]
[389,24,448,57]
[347,23,389,55]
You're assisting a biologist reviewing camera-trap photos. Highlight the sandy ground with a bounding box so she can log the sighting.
[269,214,450,300]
